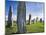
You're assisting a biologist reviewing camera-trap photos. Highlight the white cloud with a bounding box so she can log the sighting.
[5,16,8,21]
[5,15,17,21]
[6,14,44,21]
[26,16,29,20]
[26,15,44,21]
[12,15,17,21]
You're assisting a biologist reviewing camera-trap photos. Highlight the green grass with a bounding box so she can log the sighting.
[5,23,17,35]
[26,22,44,33]
[5,21,44,35]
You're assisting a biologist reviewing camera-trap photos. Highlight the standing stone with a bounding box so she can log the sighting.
[36,17,38,23]
[32,18,35,24]
[17,1,26,33]
[7,6,12,28]
[40,18,42,23]
[28,14,31,24]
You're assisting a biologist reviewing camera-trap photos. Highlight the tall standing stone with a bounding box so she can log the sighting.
[17,1,26,33]
[7,6,12,28]
[40,18,42,23]
[28,14,31,24]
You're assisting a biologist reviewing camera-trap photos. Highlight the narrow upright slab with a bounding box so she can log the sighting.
[7,6,12,28]
[17,1,26,33]
[29,14,31,24]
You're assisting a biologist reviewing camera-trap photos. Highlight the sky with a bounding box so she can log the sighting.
[5,0,45,21]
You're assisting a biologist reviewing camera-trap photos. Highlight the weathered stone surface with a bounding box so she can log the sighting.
[7,6,12,28]
[17,1,26,33]
[28,14,31,24]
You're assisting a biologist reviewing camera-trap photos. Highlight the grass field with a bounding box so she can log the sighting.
[5,21,44,35]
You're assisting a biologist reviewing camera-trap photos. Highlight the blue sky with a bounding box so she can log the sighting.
[5,0,44,21]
